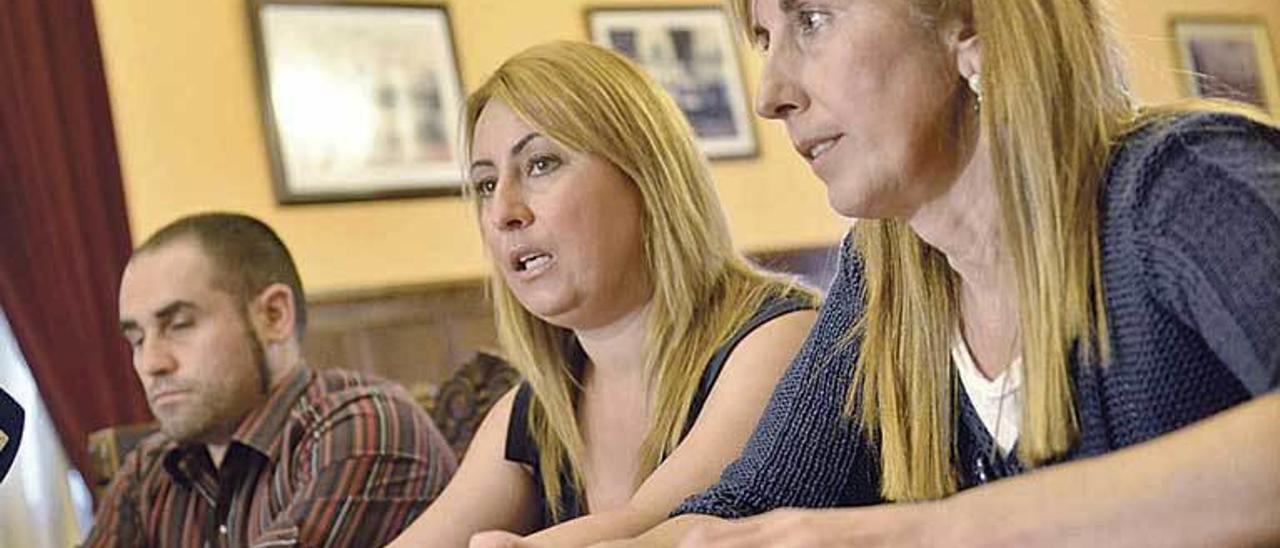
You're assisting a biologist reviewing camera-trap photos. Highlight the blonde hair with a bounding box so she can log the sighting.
[463,41,815,520]
[727,0,1280,501]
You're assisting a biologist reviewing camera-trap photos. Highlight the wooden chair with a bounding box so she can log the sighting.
[86,421,158,499]
[414,351,521,459]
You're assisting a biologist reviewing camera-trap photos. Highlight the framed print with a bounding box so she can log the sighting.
[588,7,757,159]
[1171,16,1280,116]
[249,1,466,203]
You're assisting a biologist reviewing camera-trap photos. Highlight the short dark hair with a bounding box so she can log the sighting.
[136,212,307,337]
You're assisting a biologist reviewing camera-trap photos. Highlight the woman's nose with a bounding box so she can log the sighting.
[489,181,533,231]
[755,48,808,119]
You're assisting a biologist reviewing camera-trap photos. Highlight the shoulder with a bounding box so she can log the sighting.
[108,429,180,498]
[301,368,428,417]
[831,230,865,296]
[131,427,178,456]
[726,231,864,390]
[493,381,529,438]
[122,429,177,473]
[723,291,819,354]
[761,291,819,316]
[711,304,817,381]
[812,231,865,338]
[1107,111,1280,203]
[491,383,523,421]
[1115,110,1280,162]
[1102,112,1280,244]
[287,369,445,454]
[492,383,525,451]
[502,382,537,465]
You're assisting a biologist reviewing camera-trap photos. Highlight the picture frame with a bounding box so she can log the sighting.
[587,6,757,159]
[1170,16,1280,116]
[248,1,466,204]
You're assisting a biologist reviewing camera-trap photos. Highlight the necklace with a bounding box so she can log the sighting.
[989,359,1016,457]
[973,334,1020,484]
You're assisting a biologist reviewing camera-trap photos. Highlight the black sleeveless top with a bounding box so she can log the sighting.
[504,294,814,525]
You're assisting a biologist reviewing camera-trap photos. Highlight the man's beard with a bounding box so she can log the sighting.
[157,316,271,444]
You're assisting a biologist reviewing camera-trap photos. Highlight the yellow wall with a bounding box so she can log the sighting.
[1112,0,1280,109]
[92,0,1280,295]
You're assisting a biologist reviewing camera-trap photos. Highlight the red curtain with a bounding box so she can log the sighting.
[0,0,153,486]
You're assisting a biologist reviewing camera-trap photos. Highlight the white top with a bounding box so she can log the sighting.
[952,333,1022,456]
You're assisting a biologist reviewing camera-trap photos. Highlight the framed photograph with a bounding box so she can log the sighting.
[249,1,466,203]
[1171,16,1280,116]
[587,7,757,159]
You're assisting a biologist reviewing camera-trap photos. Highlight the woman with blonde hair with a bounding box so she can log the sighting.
[389,41,817,547]
[619,0,1280,545]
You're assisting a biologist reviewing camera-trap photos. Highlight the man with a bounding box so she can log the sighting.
[86,212,456,547]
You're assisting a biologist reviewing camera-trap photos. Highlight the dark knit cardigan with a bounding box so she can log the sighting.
[676,112,1280,517]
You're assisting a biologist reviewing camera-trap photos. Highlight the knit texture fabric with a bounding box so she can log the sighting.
[675,112,1280,517]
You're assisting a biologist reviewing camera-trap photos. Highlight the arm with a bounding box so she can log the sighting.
[947,393,1280,547]
[388,387,542,548]
[676,394,1280,547]
[599,514,724,548]
[256,390,458,547]
[520,309,818,547]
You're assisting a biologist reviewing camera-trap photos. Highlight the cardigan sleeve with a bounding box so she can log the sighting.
[1138,113,1280,395]
[672,233,884,518]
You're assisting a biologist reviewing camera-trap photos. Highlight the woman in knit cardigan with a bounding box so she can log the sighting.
[617,0,1280,546]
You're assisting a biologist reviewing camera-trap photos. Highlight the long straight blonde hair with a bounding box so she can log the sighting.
[728,0,1139,500]
[463,41,815,521]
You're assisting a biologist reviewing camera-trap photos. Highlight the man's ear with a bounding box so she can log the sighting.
[249,283,296,344]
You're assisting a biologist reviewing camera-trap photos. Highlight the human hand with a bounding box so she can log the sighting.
[677,504,947,548]
[469,530,538,548]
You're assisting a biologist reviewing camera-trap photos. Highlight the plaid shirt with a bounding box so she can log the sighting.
[84,367,456,547]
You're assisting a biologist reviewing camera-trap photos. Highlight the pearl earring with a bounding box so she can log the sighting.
[967,73,982,102]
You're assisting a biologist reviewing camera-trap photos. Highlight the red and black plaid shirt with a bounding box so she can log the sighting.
[84,367,456,547]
